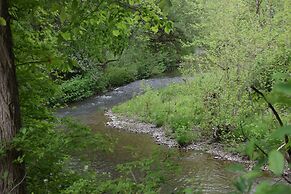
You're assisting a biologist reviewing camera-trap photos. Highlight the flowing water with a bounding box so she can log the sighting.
[58,77,237,193]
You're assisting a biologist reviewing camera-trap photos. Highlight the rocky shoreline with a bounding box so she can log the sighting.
[106,110,253,164]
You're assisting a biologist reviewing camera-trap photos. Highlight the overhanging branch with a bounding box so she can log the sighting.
[251,85,291,163]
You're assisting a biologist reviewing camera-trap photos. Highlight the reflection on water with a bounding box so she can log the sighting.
[58,77,237,193]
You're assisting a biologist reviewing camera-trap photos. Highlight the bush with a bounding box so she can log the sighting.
[174,126,197,146]
[60,75,94,103]
[53,69,109,104]
[105,66,136,87]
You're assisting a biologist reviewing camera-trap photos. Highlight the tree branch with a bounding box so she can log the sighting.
[251,86,291,163]
[240,123,268,157]
[8,172,27,193]
[282,174,291,184]
[97,59,118,68]
[250,86,283,126]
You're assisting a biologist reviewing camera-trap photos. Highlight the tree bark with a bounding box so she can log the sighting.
[0,0,26,193]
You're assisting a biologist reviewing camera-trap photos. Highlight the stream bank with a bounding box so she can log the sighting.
[58,76,239,193]
[106,110,252,164]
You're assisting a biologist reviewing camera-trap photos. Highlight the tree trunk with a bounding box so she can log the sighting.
[0,0,26,193]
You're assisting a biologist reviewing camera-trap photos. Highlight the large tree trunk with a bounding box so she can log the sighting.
[0,0,26,193]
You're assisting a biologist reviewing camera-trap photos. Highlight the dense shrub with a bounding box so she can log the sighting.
[60,75,95,103]
[105,66,136,87]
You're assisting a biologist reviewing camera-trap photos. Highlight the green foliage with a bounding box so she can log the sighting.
[13,98,114,193]
[56,35,176,104]
[268,150,284,176]
[230,78,291,193]
[113,71,285,147]
[59,75,95,103]
[174,126,197,146]
[13,118,111,193]
[117,43,169,79]
[255,182,291,194]
[11,0,175,104]
[8,0,177,193]
[60,118,115,153]
[113,7,291,194]
[7,0,291,192]
[105,66,136,87]
[0,17,6,26]
[234,171,262,193]
[43,0,188,105]
[113,73,223,145]
[60,150,178,194]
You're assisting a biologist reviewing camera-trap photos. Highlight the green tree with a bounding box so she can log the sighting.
[1,0,173,193]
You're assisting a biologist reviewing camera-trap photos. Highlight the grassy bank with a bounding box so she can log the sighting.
[112,71,290,155]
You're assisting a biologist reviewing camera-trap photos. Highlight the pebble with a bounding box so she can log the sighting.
[105,110,253,164]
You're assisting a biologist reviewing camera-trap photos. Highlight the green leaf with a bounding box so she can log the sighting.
[0,17,6,26]
[234,176,248,192]
[165,26,171,34]
[59,10,67,23]
[242,170,262,180]
[164,21,173,34]
[271,125,291,139]
[150,25,159,33]
[72,0,78,10]
[274,82,291,95]
[60,32,71,41]
[112,30,120,36]
[142,16,150,22]
[116,22,127,30]
[128,0,135,6]
[255,182,291,194]
[268,150,284,176]
[183,188,193,194]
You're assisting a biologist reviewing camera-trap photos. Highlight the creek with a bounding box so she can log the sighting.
[58,76,237,193]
